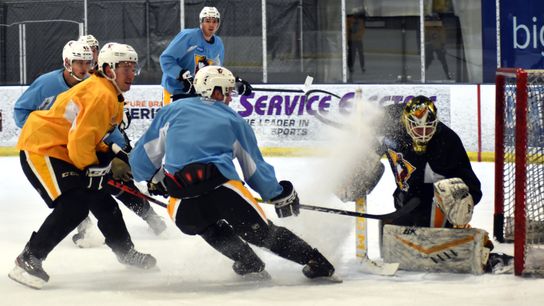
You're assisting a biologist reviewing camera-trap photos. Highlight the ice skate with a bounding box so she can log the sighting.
[302,249,341,283]
[143,209,167,235]
[485,252,514,274]
[8,247,49,289]
[72,216,104,248]
[116,248,157,269]
[233,259,270,281]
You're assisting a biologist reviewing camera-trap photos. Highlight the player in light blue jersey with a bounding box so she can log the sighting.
[13,40,93,128]
[160,6,224,104]
[130,66,337,281]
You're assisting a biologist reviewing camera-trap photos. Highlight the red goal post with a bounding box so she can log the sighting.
[494,68,544,276]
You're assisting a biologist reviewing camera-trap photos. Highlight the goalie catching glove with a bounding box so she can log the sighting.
[336,160,384,202]
[433,178,474,227]
[269,180,300,218]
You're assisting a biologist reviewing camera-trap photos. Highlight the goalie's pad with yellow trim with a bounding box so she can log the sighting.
[382,224,490,274]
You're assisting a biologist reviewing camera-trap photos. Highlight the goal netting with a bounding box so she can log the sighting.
[494,68,544,276]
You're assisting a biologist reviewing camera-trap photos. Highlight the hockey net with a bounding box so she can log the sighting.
[494,68,544,276]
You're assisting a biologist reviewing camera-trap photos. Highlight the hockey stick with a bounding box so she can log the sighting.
[257,197,420,222]
[251,75,315,94]
[302,85,346,129]
[107,179,167,208]
[250,75,341,99]
[107,179,419,222]
[252,88,306,93]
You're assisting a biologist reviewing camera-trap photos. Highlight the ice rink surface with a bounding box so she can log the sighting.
[0,156,542,306]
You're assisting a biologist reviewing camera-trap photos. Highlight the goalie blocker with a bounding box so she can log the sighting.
[383,224,491,274]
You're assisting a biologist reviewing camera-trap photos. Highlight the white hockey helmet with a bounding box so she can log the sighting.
[199,6,220,22]
[62,40,93,66]
[78,34,99,49]
[98,42,139,72]
[193,65,235,101]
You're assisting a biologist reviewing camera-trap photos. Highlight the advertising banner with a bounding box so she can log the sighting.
[500,0,544,68]
[1,84,452,151]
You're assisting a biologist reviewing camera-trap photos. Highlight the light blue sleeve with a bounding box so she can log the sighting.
[232,117,283,201]
[13,69,68,128]
[160,30,193,81]
[14,86,40,128]
[218,37,225,64]
[103,127,128,149]
[129,109,169,182]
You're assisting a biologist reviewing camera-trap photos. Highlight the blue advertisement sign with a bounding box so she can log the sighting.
[500,1,544,68]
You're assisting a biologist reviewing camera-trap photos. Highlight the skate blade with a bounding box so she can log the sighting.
[240,270,272,281]
[359,257,399,276]
[492,263,514,274]
[122,262,160,272]
[73,231,105,248]
[309,274,343,284]
[74,238,105,248]
[8,265,46,290]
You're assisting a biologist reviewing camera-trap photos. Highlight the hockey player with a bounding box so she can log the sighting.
[339,95,511,274]
[378,95,482,228]
[78,34,100,70]
[130,65,336,280]
[160,6,224,104]
[13,39,167,245]
[9,43,156,290]
[73,34,167,241]
[13,40,92,128]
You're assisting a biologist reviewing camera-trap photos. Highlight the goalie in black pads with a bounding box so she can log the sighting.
[130,65,336,281]
[339,95,511,274]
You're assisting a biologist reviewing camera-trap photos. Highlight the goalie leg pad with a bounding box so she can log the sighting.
[382,224,489,274]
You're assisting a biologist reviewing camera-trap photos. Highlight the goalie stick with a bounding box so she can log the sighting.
[107,179,420,222]
[351,88,399,276]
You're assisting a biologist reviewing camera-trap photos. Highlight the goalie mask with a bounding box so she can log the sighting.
[402,95,438,154]
[62,40,93,82]
[193,65,235,103]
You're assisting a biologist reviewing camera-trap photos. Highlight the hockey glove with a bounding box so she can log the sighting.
[177,69,195,94]
[269,180,300,218]
[85,162,112,191]
[111,157,132,182]
[433,178,474,227]
[119,109,132,132]
[235,76,253,96]
[147,168,168,197]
